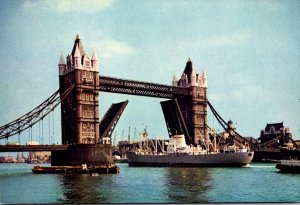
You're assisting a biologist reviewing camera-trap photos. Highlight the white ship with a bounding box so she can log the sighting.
[126,134,254,167]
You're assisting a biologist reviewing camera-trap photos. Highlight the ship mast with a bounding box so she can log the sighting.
[128,126,131,144]
[113,131,117,147]
[213,128,217,152]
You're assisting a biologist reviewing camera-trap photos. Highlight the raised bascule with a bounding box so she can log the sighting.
[0,35,253,167]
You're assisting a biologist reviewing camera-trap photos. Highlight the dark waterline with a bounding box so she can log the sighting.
[0,163,299,203]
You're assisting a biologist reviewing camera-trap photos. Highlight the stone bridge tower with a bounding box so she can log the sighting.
[52,35,109,166]
[173,59,207,145]
[58,34,100,145]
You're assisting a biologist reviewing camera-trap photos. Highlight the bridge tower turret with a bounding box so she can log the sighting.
[58,34,100,145]
[172,73,178,86]
[176,58,207,145]
[58,54,66,76]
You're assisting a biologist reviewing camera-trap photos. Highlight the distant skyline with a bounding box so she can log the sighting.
[0,0,299,145]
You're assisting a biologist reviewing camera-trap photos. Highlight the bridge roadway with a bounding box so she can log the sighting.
[0,145,69,152]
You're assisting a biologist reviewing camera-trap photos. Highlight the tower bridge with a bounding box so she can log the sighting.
[0,35,251,165]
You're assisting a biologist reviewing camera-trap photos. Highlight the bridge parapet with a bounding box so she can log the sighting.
[99,76,190,98]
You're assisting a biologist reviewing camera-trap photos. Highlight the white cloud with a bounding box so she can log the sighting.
[259,0,286,12]
[210,72,267,104]
[199,30,252,47]
[23,0,113,13]
[92,39,135,58]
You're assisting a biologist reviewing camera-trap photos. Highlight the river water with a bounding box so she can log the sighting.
[0,162,299,203]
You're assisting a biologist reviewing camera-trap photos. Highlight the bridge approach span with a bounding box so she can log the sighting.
[0,145,69,152]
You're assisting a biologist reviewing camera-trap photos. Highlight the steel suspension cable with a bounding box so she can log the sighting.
[38,119,41,144]
[18,132,20,144]
[207,100,253,145]
[0,85,74,140]
[30,125,32,143]
[48,113,51,144]
[52,110,55,144]
[41,117,43,145]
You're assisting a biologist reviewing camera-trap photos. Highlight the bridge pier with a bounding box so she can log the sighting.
[51,144,112,166]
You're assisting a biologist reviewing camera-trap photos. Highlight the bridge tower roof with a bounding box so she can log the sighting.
[183,58,195,84]
[71,34,86,57]
[73,42,81,58]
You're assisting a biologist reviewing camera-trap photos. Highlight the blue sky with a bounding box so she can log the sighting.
[0,0,299,145]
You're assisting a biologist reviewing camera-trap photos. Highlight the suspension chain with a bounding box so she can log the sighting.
[0,85,74,139]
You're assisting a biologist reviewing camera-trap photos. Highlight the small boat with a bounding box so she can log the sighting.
[113,155,128,163]
[276,160,300,173]
[116,157,128,163]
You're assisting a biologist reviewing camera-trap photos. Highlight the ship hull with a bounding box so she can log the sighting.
[126,151,254,167]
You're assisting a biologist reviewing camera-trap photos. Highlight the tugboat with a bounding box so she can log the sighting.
[275,148,300,173]
[126,133,254,167]
[32,166,70,174]
[276,159,300,173]
[32,163,120,174]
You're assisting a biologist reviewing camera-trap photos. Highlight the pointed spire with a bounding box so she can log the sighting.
[172,73,177,82]
[190,62,197,86]
[191,63,196,76]
[73,43,82,69]
[91,48,99,61]
[74,43,81,58]
[58,53,66,65]
[183,57,193,79]
[203,68,207,78]
[91,48,99,71]
[71,33,85,57]
[172,73,178,86]
[202,68,207,87]
[58,53,66,76]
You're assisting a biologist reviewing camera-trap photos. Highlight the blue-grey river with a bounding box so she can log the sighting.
[0,162,299,203]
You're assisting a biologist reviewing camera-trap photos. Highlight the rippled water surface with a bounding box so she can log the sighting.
[0,163,299,203]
